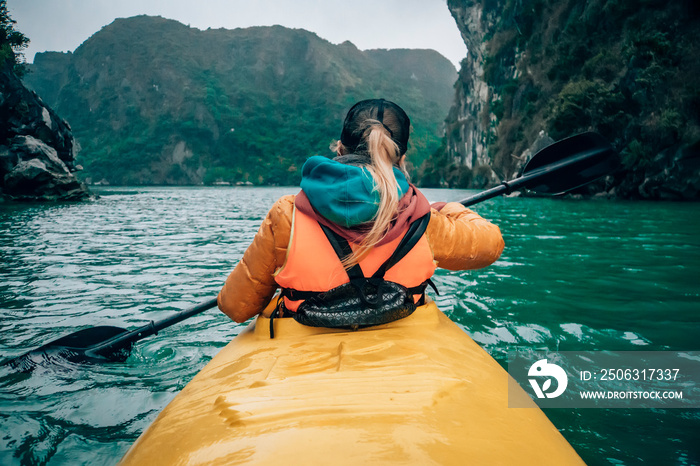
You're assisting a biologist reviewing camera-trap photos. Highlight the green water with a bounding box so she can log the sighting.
[1,187,699,465]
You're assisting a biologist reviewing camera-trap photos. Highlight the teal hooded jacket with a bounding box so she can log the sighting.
[300,155,409,228]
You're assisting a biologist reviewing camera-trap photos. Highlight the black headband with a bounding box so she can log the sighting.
[375,99,393,136]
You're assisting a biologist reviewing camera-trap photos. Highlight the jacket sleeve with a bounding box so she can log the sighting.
[426,202,504,271]
[217,195,295,323]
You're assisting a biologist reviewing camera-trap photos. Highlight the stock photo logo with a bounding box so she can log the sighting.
[528,359,569,399]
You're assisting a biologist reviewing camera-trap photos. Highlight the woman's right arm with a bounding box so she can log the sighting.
[426,202,504,271]
[217,195,295,323]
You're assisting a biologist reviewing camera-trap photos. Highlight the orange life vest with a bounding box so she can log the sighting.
[274,208,437,312]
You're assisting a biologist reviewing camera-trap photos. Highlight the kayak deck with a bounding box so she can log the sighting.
[120,302,584,465]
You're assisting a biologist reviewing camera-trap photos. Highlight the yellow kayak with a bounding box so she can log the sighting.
[120,301,584,465]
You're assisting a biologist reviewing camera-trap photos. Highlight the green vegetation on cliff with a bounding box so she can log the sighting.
[436,0,700,199]
[25,16,457,186]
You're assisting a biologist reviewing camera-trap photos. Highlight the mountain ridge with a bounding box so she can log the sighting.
[25,15,457,185]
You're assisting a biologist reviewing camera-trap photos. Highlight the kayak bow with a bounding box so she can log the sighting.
[121,301,583,465]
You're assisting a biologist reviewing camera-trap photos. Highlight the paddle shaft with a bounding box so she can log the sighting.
[459,146,609,207]
[87,297,218,357]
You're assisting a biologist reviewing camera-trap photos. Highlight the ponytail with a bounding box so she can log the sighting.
[340,121,407,269]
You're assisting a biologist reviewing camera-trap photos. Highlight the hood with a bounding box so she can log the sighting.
[299,155,409,228]
[296,156,431,246]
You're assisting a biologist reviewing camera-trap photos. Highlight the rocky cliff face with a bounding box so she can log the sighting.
[0,62,90,201]
[445,2,494,174]
[444,0,700,199]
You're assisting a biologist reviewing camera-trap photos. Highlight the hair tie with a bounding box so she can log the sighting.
[362,122,394,138]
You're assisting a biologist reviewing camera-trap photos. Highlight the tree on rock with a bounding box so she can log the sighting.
[0,0,28,76]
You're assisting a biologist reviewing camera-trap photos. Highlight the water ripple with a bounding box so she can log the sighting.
[1,188,699,465]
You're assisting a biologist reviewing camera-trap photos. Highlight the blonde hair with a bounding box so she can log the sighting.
[339,120,408,269]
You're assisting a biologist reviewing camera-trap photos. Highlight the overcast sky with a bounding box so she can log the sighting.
[7,0,467,69]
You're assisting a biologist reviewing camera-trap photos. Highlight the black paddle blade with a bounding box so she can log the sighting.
[4,326,131,372]
[4,297,219,373]
[521,132,618,195]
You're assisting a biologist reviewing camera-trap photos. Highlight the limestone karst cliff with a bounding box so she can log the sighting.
[0,58,89,201]
[439,0,700,199]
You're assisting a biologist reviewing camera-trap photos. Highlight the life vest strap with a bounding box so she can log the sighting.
[281,277,436,308]
[281,288,324,301]
[318,224,364,280]
[317,212,431,281]
[372,213,431,279]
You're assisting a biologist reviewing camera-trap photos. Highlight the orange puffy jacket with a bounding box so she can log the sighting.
[218,195,504,323]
